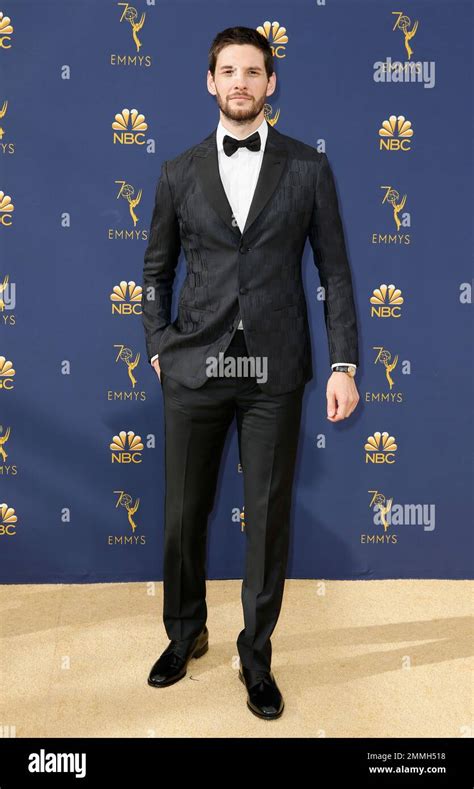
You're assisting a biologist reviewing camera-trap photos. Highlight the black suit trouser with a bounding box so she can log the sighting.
[160,329,305,672]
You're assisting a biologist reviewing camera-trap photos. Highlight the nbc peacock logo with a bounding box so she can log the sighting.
[0,502,17,536]
[0,356,15,389]
[112,108,148,145]
[110,430,144,463]
[364,432,398,464]
[256,21,288,58]
[110,281,142,316]
[378,115,413,151]
[0,12,13,49]
[0,190,14,226]
[370,284,404,318]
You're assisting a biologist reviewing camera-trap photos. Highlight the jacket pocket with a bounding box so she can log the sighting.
[178,301,215,314]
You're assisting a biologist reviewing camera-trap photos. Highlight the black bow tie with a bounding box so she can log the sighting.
[223,131,261,157]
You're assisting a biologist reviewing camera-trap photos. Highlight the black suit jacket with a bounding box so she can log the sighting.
[141,121,359,395]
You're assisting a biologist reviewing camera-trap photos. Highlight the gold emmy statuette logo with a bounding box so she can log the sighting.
[240,506,245,532]
[392,11,418,60]
[263,103,280,126]
[365,346,404,404]
[372,11,433,89]
[0,356,15,389]
[0,502,17,535]
[0,12,13,49]
[379,115,413,151]
[115,490,140,532]
[110,280,142,315]
[369,490,394,533]
[0,425,11,461]
[112,108,148,145]
[114,344,140,388]
[370,284,404,318]
[381,185,407,231]
[110,430,144,463]
[365,432,398,464]
[0,98,8,139]
[373,346,398,390]
[0,191,14,226]
[0,273,9,309]
[256,21,288,58]
[119,4,146,52]
[116,181,142,226]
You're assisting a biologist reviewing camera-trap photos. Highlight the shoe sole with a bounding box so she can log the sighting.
[147,640,209,688]
[238,670,284,720]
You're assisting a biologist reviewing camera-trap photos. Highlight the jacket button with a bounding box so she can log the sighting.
[239,287,248,295]
[239,245,246,254]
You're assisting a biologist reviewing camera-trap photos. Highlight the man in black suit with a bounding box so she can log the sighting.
[142,26,359,720]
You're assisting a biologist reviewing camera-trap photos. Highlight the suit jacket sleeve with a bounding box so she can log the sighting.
[308,153,359,367]
[141,160,181,362]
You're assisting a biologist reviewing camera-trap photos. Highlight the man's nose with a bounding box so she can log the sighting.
[232,76,249,91]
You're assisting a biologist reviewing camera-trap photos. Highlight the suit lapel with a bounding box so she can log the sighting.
[193,121,288,238]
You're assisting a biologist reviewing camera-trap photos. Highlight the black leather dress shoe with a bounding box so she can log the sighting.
[147,626,209,688]
[238,663,284,719]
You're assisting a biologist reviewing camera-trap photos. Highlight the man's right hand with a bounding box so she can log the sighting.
[151,358,162,382]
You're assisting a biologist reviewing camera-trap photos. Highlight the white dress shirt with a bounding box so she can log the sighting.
[151,117,356,373]
[216,116,267,331]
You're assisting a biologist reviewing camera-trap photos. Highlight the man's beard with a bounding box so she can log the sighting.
[215,90,267,125]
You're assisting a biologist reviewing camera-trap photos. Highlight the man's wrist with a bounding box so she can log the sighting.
[331,362,357,377]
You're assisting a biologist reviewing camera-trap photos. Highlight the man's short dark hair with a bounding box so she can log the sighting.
[208,26,274,79]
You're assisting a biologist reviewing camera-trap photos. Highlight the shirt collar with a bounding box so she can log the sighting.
[216,115,268,154]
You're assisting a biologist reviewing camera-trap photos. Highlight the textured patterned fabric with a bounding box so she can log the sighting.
[141,121,359,395]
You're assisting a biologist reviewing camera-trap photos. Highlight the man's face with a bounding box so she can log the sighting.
[207,44,276,124]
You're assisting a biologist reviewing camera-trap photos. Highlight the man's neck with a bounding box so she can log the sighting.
[219,112,265,140]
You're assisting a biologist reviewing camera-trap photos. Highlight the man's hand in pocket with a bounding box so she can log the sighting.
[152,358,162,383]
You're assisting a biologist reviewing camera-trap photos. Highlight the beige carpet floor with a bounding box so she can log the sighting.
[1,580,472,738]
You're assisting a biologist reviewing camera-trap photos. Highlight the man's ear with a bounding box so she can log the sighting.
[266,73,277,98]
[207,70,216,96]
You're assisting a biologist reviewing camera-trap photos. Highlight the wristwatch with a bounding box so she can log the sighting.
[332,364,356,377]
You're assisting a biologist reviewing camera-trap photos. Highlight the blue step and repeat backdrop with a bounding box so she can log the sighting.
[1,0,472,583]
